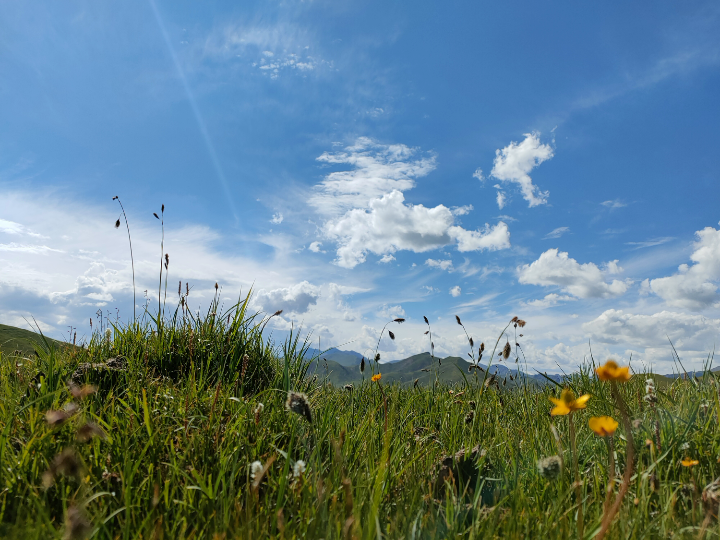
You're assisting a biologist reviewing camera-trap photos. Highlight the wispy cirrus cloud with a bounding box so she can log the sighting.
[625,237,674,250]
[543,227,570,240]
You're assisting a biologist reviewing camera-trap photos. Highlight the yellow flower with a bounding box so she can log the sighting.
[595,360,631,382]
[549,388,590,416]
[681,458,699,467]
[371,374,382,382]
[588,416,618,437]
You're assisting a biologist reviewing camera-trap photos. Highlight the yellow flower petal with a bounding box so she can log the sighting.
[551,404,570,416]
[681,458,699,467]
[596,360,632,382]
[573,394,591,409]
[589,416,618,437]
[371,373,382,382]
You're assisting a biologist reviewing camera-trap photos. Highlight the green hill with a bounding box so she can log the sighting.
[0,323,65,357]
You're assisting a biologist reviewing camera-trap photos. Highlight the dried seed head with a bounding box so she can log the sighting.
[393,318,405,323]
[44,448,84,488]
[293,460,306,478]
[480,342,485,352]
[469,337,474,347]
[414,378,419,389]
[469,400,476,409]
[511,316,519,323]
[273,310,283,317]
[286,391,313,423]
[455,315,462,326]
[46,409,71,428]
[517,320,526,328]
[537,456,562,480]
[153,213,159,220]
[114,219,120,229]
[424,316,429,324]
[76,422,107,443]
[464,410,474,424]
[360,357,365,373]
[388,330,395,340]
[250,461,263,480]
[374,353,380,362]
[68,382,97,400]
[215,282,219,290]
[64,506,92,540]
[502,341,512,360]
[178,281,182,296]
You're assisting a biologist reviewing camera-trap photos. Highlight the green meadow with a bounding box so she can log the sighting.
[1,298,719,539]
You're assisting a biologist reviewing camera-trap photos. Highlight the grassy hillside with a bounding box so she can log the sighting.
[1,310,718,539]
[0,323,65,357]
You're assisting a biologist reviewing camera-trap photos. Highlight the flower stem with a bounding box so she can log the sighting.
[569,412,584,538]
[597,382,635,540]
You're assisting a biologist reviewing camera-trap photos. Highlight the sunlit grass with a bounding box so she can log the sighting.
[1,304,719,538]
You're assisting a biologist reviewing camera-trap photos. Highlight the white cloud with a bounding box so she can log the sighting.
[270,213,284,224]
[583,309,720,354]
[0,218,46,238]
[523,293,576,308]
[324,190,510,268]
[450,285,461,297]
[490,133,553,207]
[496,190,506,209]
[543,227,569,240]
[308,241,324,253]
[473,168,484,181]
[379,254,395,263]
[518,248,630,299]
[451,205,473,216]
[0,243,62,254]
[601,199,627,209]
[425,258,453,271]
[255,281,320,315]
[625,237,674,250]
[311,139,512,268]
[309,137,436,216]
[647,225,720,310]
[378,304,405,319]
[449,222,510,253]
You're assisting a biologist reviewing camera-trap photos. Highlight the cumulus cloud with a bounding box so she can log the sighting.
[270,213,284,224]
[647,225,720,310]
[308,241,324,253]
[378,304,405,319]
[324,190,510,268]
[255,281,320,314]
[379,254,395,263]
[449,222,510,253]
[490,133,553,207]
[518,249,630,299]
[583,309,720,352]
[543,227,569,240]
[450,286,461,297]
[425,259,453,271]
[496,190,506,210]
[311,139,511,268]
[473,168,484,181]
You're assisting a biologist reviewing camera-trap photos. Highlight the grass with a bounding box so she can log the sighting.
[1,303,719,539]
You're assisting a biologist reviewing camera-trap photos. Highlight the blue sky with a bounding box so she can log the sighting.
[2,0,720,372]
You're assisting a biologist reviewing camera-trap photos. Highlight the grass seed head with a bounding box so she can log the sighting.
[293,460,306,478]
[286,391,313,423]
[250,461,263,480]
[360,357,365,373]
[46,409,71,428]
[76,422,107,443]
[64,506,91,540]
[502,341,511,360]
[465,410,474,424]
[537,456,562,480]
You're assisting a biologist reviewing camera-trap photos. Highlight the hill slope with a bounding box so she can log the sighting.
[0,324,65,357]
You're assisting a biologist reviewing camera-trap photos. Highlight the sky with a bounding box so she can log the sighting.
[1,0,720,373]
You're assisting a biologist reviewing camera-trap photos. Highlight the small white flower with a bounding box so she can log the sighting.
[680,442,690,451]
[293,460,306,478]
[254,403,264,414]
[250,461,263,480]
[646,378,655,386]
[645,385,655,394]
